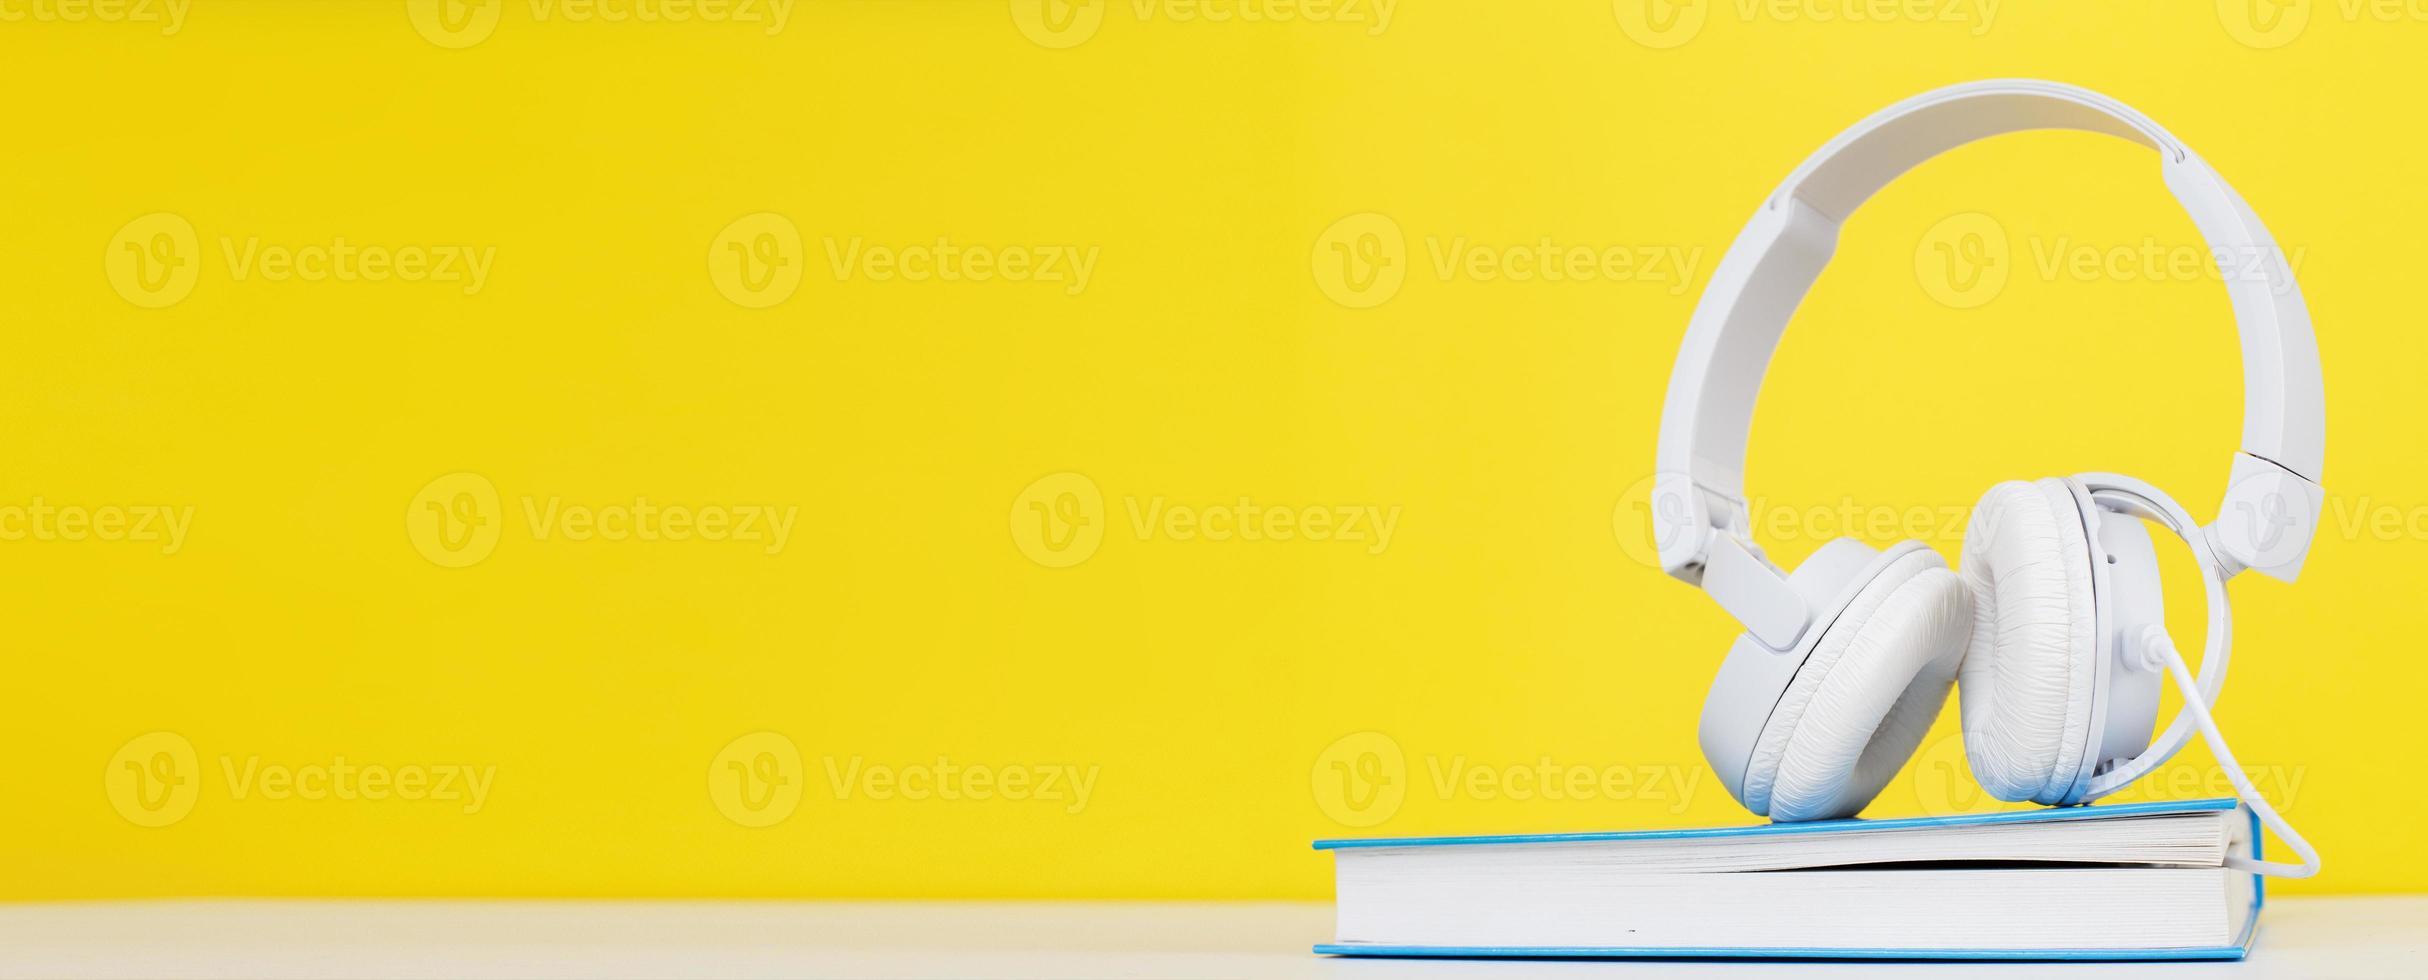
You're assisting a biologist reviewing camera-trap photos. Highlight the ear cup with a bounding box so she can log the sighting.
[1742,546,1971,821]
[1958,478,2100,804]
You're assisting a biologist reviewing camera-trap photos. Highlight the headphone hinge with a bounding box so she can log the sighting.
[2210,452,2325,583]
[1701,532,1810,652]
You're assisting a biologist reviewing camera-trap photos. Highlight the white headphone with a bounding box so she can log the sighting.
[1653,81,2322,876]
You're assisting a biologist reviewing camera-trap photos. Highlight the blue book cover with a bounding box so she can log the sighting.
[1314,798,2261,961]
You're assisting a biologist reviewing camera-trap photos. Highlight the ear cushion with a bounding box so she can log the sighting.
[1958,478,2099,804]
[1744,547,1972,822]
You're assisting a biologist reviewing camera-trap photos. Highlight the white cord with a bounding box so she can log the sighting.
[2142,625,2320,878]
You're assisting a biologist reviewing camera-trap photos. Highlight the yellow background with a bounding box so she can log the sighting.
[3,1,2421,898]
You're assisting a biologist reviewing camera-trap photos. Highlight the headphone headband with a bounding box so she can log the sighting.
[1652,80,2326,650]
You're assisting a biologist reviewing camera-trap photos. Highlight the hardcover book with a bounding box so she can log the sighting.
[1315,798,2262,960]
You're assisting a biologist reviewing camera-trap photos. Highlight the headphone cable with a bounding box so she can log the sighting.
[2143,625,2321,878]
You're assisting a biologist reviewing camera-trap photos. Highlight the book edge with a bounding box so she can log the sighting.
[1309,805,2268,962]
[1309,942,2249,962]
[1311,797,2240,850]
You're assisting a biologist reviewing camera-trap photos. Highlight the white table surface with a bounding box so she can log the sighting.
[0,897,2420,978]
